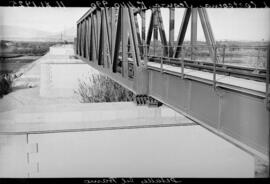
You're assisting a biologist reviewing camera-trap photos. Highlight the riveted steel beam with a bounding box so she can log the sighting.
[198,8,219,63]
[146,11,154,53]
[134,14,143,56]
[91,16,97,62]
[127,7,141,67]
[92,13,98,63]
[267,46,270,111]
[98,10,104,66]
[88,17,93,60]
[76,24,79,55]
[112,8,122,73]
[111,8,116,64]
[190,8,198,60]
[174,8,191,58]
[153,8,158,52]
[169,8,175,57]
[156,8,168,56]
[103,8,112,68]
[122,8,129,78]
[86,17,90,60]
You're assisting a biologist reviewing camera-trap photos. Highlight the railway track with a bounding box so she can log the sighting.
[148,56,266,82]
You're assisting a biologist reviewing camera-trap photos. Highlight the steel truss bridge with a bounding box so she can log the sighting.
[76,7,270,160]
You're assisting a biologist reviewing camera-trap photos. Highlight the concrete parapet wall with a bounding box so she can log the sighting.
[40,45,99,98]
[40,62,99,98]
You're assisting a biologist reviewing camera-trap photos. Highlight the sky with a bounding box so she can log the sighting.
[0,7,269,41]
[0,7,89,34]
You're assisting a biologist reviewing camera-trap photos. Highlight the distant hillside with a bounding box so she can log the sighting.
[49,27,76,42]
[0,25,54,41]
[0,25,76,42]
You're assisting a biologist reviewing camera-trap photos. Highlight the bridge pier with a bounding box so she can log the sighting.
[134,94,163,107]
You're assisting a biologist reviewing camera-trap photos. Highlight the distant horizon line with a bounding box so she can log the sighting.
[1,38,269,43]
[0,25,268,43]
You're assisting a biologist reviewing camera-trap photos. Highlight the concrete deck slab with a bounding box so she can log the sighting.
[0,135,28,178]
[0,126,254,178]
[0,102,195,134]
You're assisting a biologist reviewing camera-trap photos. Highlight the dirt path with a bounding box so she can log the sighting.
[0,45,79,113]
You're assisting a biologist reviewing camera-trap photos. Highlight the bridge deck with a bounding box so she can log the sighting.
[147,62,266,96]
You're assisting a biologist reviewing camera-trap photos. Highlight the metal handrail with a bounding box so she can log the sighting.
[144,44,268,69]
[266,46,270,110]
[213,46,217,89]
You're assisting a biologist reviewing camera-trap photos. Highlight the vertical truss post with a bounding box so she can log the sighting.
[153,8,158,56]
[81,21,84,57]
[96,11,101,59]
[141,10,146,44]
[91,16,97,62]
[104,8,111,51]
[85,18,90,60]
[222,45,226,64]
[82,21,86,57]
[160,55,163,73]
[174,8,191,58]
[169,8,175,57]
[141,10,147,64]
[92,13,98,63]
[80,22,83,57]
[121,8,129,78]
[112,8,121,73]
[181,46,185,79]
[191,8,198,61]
[156,9,168,56]
[111,8,115,63]
[82,21,85,57]
[88,17,93,61]
[76,24,79,55]
[88,17,91,60]
[266,46,270,111]
[256,48,260,71]
[213,46,217,90]
[83,20,86,58]
[146,11,154,54]
[78,22,81,56]
[103,8,112,69]
[98,10,104,66]
[93,12,99,63]
[134,15,143,56]
[102,9,109,68]
[203,8,215,47]
[266,46,270,166]
[198,8,219,63]
[127,7,141,67]
[79,22,82,55]
[82,21,86,58]
[84,18,88,59]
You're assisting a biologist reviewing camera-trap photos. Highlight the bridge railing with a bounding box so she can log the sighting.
[144,44,268,81]
[267,46,270,110]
